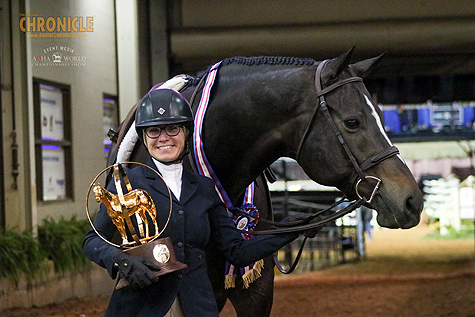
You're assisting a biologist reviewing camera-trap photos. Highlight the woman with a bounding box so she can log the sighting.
[83,88,315,317]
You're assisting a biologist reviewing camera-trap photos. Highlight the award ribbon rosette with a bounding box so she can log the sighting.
[86,162,187,289]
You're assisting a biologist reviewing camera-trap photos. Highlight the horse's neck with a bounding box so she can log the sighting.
[196,67,309,200]
[100,189,119,211]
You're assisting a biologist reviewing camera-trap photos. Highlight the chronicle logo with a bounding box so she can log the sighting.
[32,45,86,67]
[19,13,94,39]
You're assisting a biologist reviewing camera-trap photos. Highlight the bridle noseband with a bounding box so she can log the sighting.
[297,59,399,203]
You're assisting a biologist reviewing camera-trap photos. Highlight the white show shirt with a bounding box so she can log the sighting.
[152,158,183,201]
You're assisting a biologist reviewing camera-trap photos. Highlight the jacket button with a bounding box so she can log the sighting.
[177,273,183,279]
[178,210,184,215]
[177,242,183,247]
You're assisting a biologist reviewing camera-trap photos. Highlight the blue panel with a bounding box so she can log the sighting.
[418,108,431,127]
[463,107,474,126]
[42,145,60,150]
[383,109,400,133]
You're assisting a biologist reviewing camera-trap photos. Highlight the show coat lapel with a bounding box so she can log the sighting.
[179,170,199,205]
[143,158,179,203]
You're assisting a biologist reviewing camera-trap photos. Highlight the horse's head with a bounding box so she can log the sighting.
[297,47,423,229]
[93,183,104,202]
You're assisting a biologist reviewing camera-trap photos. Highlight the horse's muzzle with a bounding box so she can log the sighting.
[374,186,423,229]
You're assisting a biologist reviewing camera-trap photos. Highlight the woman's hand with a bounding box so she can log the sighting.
[113,251,161,289]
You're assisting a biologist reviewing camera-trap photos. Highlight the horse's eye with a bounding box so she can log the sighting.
[344,118,360,129]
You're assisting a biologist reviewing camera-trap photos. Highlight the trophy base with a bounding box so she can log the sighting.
[116,237,188,290]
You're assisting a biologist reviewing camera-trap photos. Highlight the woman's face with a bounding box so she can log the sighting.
[144,124,186,163]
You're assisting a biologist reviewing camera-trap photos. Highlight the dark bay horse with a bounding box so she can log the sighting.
[107,47,423,316]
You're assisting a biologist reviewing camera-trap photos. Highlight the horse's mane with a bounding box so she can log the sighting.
[222,56,316,67]
[188,56,316,87]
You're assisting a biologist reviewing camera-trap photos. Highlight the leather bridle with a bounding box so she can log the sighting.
[252,59,400,237]
[243,59,401,236]
[297,59,400,204]
[258,60,400,273]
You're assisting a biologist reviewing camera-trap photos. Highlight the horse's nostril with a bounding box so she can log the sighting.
[405,196,413,211]
[405,193,423,214]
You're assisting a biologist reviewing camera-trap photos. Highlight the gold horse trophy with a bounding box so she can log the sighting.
[86,162,187,289]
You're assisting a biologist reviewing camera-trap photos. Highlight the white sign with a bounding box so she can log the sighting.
[42,147,66,200]
[40,85,64,141]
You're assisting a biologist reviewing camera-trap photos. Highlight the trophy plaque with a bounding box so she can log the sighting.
[86,162,187,289]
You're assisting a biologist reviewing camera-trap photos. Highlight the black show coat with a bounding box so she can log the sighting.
[83,159,298,317]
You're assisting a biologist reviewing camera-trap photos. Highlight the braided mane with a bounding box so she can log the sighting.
[222,56,315,66]
[187,56,316,87]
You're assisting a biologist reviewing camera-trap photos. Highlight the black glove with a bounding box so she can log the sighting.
[113,251,161,289]
[303,217,322,238]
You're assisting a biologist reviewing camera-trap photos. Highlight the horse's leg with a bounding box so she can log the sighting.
[112,218,129,245]
[139,192,159,236]
[137,208,150,238]
[136,193,151,238]
[149,206,159,236]
[225,255,274,317]
[143,214,150,238]
[226,174,276,317]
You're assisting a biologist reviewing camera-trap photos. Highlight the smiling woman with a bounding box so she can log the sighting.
[135,89,194,165]
[83,88,303,317]
[143,124,187,163]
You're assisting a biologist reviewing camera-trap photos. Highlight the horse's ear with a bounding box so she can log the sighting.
[327,46,355,79]
[350,52,386,78]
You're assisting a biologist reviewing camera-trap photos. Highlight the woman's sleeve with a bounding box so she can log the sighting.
[82,182,121,279]
[208,194,299,268]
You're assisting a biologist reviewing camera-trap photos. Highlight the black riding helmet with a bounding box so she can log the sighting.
[135,89,193,133]
[135,89,194,163]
